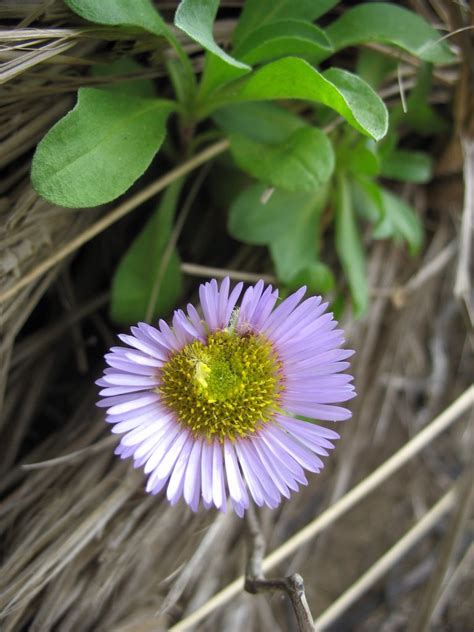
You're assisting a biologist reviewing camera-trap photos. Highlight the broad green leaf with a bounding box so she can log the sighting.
[326,3,455,64]
[72,1,196,102]
[287,262,335,294]
[228,184,328,282]
[219,100,331,218]
[233,0,339,46]
[228,184,308,245]
[67,1,194,105]
[235,20,333,66]
[110,181,184,324]
[374,189,424,254]
[338,138,380,177]
[229,127,335,192]
[356,48,397,89]
[335,173,368,317]
[346,144,380,177]
[270,224,318,283]
[380,150,433,183]
[324,67,388,140]
[213,101,304,144]
[310,0,340,21]
[175,0,249,69]
[91,57,156,98]
[65,0,167,37]
[31,88,174,207]
[270,186,328,282]
[199,53,251,100]
[210,58,388,141]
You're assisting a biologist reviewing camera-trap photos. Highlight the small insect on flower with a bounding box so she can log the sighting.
[97,279,355,516]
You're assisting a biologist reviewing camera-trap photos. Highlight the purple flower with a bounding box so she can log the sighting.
[97,279,355,516]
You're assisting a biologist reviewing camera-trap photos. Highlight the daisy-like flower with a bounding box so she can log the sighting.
[97,279,355,516]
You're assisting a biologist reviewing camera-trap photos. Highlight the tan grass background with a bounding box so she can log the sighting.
[1,1,473,630]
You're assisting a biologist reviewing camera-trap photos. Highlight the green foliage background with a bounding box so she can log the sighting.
[30,0,454,322]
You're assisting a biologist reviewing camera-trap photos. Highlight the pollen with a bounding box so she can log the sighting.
[158,330,283,440]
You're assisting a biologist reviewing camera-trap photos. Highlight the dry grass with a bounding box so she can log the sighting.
[1,1,472,631]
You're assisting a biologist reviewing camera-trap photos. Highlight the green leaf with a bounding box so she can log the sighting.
[228,184,306,244]
[391,64,448,135]
[199,53,251,99]
[324,67,388,140]
[351,177,384,223]
[210,58,388,141]
[310,0,340,21]
[110,181,184,325]
[380,149,433,183]
[270,187,328,282]
[65,0,167,37]
[229,127,335,192]
[31,88,174,208]
[287,261,335,294]
[228,184,328,282]
[356,48,397,89]
[326,3,455,64]
[270,226,317,283]
[374,189,424,254]
[400,100,447,136]
[213,101,305,144]
[233,0,339,46]
[91,57,156,98]
[66,1,195,105]
[175,0,249,69]
[338,138,380,177]
[347,144,380,177]
[166,57,197,105]
[335,173,368,317]
[235,20,333,66]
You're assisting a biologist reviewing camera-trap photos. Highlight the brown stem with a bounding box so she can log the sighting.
[244,505,315,632]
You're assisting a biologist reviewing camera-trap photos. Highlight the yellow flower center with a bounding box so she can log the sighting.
[158,330,283,440]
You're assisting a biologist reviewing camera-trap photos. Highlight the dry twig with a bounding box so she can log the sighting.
[245,505,315,632]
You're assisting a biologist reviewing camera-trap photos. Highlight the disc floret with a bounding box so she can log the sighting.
[158,330,282,440]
